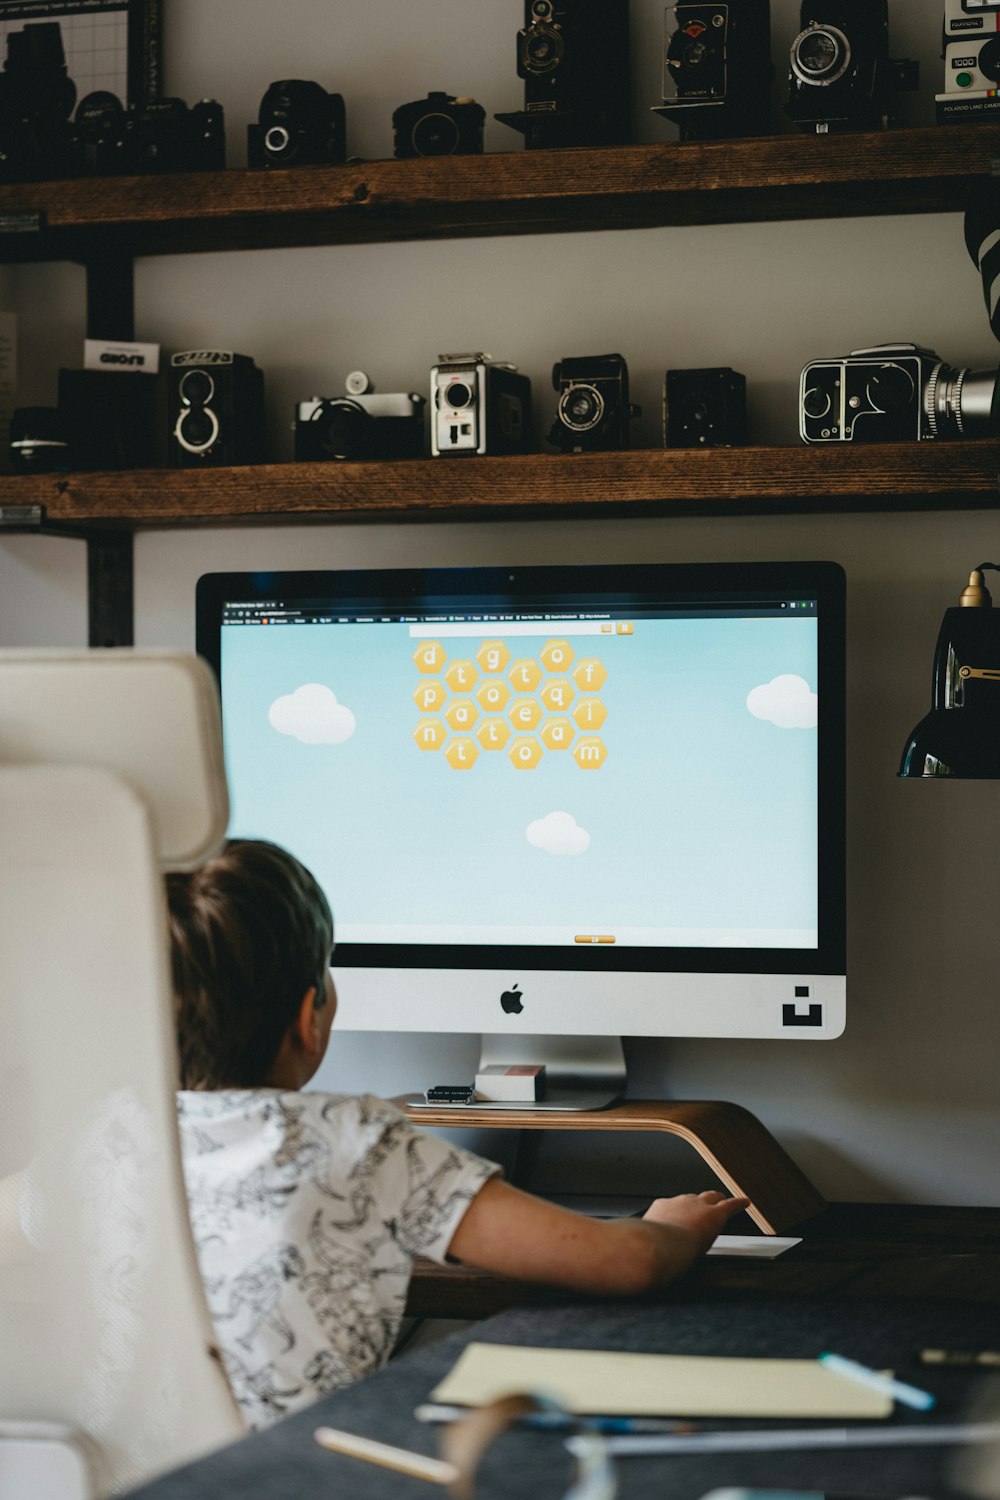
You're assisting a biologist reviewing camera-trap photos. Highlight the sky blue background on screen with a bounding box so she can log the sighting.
[221,615,818,941]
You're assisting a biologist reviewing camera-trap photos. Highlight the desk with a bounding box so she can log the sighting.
[129,1206,1000,1500]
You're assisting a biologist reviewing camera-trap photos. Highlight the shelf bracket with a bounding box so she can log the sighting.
[84,249,135,341]
[86,529,134,647]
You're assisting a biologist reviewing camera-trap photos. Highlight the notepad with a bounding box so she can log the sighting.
[431,1344,893,1420]
[708,1234,802,1258]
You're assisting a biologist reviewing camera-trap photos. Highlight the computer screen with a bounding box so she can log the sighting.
[196,561,846,1080]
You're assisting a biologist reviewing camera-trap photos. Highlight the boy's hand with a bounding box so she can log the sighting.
[643,1190,751,1252]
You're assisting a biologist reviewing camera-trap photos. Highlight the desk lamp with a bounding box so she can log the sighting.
[899,563,1000,778]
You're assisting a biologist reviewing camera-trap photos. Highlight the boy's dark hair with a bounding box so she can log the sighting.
[166,839,334,1090]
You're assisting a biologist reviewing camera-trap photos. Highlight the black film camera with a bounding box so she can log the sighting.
[664,367,747,447]
[549,353,640,452]
[430,354,532,456]
[248,80,346,168]
[495,0,630,150]
[652,1,773,141]
[294,372,426,461]
[392,93,485,157]
[786,0,918,133]
[937,0,1000,123]
[89,96,225,173]
[169,351,265,466]
[799,343,1000,443]
[0,22,79,183]
[58,366,160,470]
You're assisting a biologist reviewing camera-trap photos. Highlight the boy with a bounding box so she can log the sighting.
[167,839,748,1430]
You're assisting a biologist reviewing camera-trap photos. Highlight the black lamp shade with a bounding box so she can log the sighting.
[899,605,1000,777]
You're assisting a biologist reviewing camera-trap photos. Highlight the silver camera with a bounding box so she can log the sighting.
[937,0,1000,122]
[430,353,532,456]
[294,371,425,461]
[799,343,1000,443]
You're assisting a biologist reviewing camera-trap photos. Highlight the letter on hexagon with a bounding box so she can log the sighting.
[445,736,479,769]
[413,680,445,713]
[572,658,607,691]
[445,697,478,731]
[413,719,446,751]
[508,735,543,770]
[477,718,511,751]
[508,697,543,731]
[476,679,510,714]
[414,640,445,674]
[541,639,575,672]
[573,736,607,769]
[508,658,543,692]
[476,639,510,674]
[572,695,607,731]
[445,659,478,692]
[540,677,574,713]
[540,717,574,750]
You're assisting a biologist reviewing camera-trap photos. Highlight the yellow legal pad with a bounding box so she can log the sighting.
[431,1344,893,1420]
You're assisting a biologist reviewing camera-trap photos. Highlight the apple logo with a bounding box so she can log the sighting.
[500,983,524,1015]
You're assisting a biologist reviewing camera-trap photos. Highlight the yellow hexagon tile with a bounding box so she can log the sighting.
[476,639,511,674]
[445,736,479,770]
[508,658,543,693]
[508,735,543,770]
[445,697,479,732]
[540,677,575,713]
[572,658,608,692]
[445,659,478,693]
[573,736,607,769]
[508,697,543,731]
[476,679,511,714]
[540,717,574,751]
[413,679,446,713]
[572,695,608,731]
[413,718,446,751]
[540,638,575,673]
[477,718,511,751]
[414,640,446,674]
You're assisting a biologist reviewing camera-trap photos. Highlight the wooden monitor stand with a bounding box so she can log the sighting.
[396,1096,825,1236]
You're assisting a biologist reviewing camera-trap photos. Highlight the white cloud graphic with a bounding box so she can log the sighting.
[746,674,817,730]
[526,810,591,856]
[268,683,356,745]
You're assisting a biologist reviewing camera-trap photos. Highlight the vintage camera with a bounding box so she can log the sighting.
[495,0,630,150]
[548,353,640,452]
[392,93,485,157]
[652,2,773,141]
[0,22,80,183]
[294,372,426,461]
[169,351,265,467]
[937,0,1000,123]
[799,343,1000,444]
[58,367,160,470]
[9,406,69,472]
[92,96,225,173]
[664,367,747,447]
[430,354,531,456]
[786,1,918,133]
[248,80,346,168]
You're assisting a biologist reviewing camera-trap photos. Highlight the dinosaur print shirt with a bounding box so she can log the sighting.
[176,1089,499,1429]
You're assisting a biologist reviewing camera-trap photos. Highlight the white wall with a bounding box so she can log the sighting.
[2,0,998,1207]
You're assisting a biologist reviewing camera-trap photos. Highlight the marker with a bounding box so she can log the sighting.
[920,1348,1000,1368]
[415,1402,693,1434]
[818,1351,936,1411]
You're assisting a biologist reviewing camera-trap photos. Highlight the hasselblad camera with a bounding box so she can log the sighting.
[799,343,1000,444]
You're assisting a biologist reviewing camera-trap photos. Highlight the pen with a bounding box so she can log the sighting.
[415,1401,692,1434]
[315,1425,459,1486]
[920,1348,1000,1368]
[818,1351,936,1411]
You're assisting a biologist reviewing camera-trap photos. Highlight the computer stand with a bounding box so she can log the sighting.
[400,1035,826,1235]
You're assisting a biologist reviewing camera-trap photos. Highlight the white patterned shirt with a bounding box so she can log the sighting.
[176,1089,499,1429]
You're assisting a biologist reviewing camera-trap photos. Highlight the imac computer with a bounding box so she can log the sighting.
[196,560,846,1111]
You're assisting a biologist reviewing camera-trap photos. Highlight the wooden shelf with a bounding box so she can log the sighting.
[1,124,999,262]
[9,441,1000,530]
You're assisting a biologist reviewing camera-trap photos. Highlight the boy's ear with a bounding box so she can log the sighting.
[293,986,323,1055]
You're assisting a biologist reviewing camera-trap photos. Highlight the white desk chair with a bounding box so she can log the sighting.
[0,651,245,1499]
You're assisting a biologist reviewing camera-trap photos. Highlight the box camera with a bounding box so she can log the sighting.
[294,372,426,461]
[495,0,630,150]
[392,93,485,157]
[169,351,265,467]
[786,0,918,133]
[664,367,747,447]
[652,1,773,142]
[937,0,1000,123]
[549,353,640,452]
[0,22,79,183]
[799,343,1000,444]
[248,80,346,168]
[430,354,531,456]
[58,366,160,470]
[90,96,225,174]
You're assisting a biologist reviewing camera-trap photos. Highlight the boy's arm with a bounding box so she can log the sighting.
[445,1178,749,1295]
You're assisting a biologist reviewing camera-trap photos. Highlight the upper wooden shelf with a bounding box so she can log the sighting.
[8,441,1000,530]
[1,124,998,262]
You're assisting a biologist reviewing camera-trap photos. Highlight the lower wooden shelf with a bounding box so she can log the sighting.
[3,441,1000,530]
[396,1096,826,1237]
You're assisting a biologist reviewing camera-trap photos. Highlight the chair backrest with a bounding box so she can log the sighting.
[0,652,244,1498]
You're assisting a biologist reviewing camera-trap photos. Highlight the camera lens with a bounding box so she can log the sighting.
[320,399,369,460]
[867,363,914,415]
[802,386,831,421]
[925,362,1000,438]
[411,109,460,155]
[264,124,291,155]
[445,381,473,409]
[682,39,709,67]
[558,383,605,432]
[790,24,850,85]
[178,369,214,407]
[522,22,564,73]
[175,405,220,454]
[980,37,1000,83]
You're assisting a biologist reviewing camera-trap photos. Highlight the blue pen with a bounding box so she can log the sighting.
[415,1402,689,1434]
[818,1352,936,1411]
